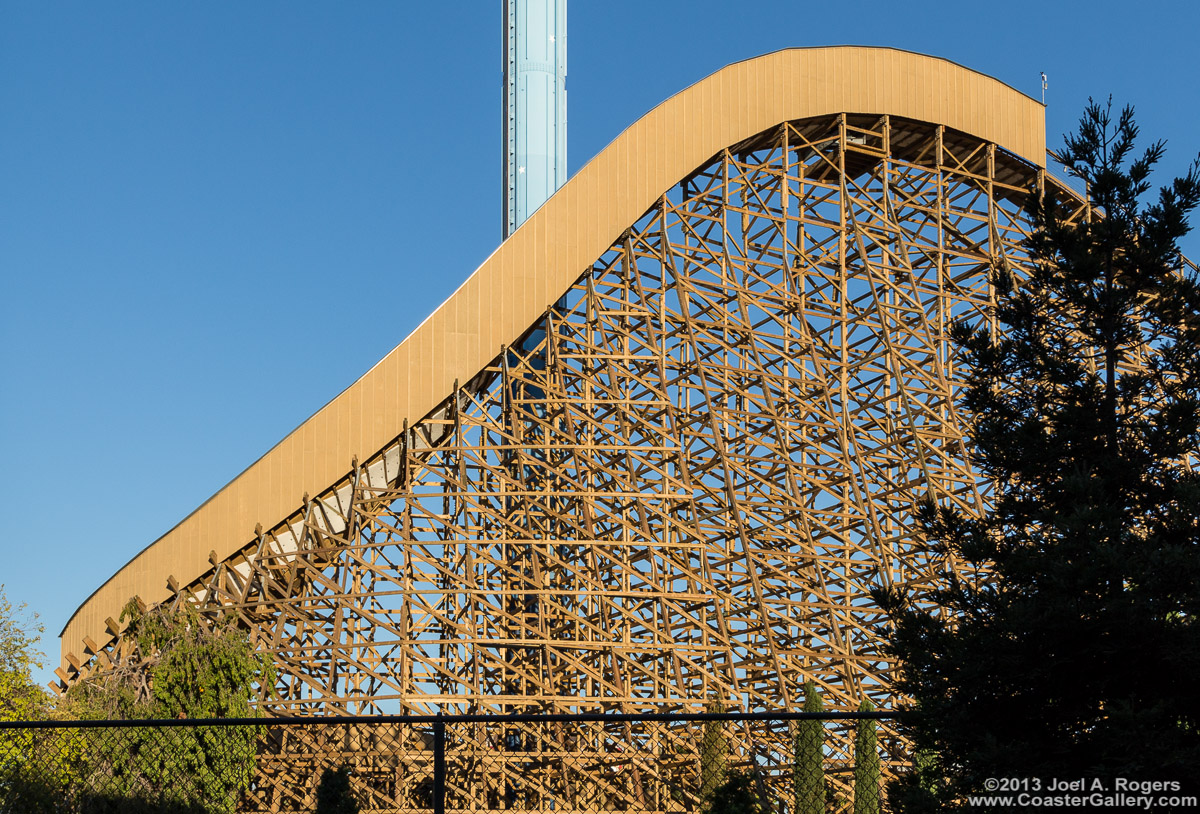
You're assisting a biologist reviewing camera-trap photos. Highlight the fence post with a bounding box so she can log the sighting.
[433,713,446,814]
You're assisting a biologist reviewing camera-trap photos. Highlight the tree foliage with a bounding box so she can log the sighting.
[852,700,880,814]
[793,680,825,814]
[316,764,360,814]
[0,585,62,809]
[66,600,275,814]
[879,101,1200,809]
[706,769,767,814]
[699,699,729,809]
[0,584,49,724]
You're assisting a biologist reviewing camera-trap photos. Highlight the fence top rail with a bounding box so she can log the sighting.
[0,709,913,731]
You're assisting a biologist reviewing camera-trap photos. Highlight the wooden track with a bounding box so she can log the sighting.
[57,47,1070,810]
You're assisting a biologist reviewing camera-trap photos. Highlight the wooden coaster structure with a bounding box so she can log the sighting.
[59,49,1078,812]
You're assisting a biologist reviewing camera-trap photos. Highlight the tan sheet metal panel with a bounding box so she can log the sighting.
[61,46,1046,675]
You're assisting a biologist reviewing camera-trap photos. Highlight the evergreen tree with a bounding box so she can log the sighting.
[793,680,825,814]
[316,764,360,814]
[852,700,880,814]
[878,101,1200,810]
[707,769,766,814]
[699,699,729,809]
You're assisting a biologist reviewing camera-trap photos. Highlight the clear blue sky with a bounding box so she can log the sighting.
[3,1,1197,690]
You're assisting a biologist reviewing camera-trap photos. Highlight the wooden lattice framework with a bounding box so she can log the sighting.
[67,109,1086,809]
[219,114,1039,720]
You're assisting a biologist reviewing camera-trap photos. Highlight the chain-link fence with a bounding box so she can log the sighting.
[1,710,899,814]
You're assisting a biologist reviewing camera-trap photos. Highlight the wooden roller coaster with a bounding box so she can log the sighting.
[58,48,1077,811]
